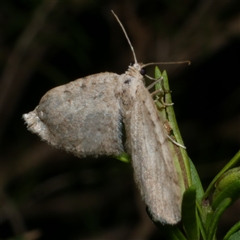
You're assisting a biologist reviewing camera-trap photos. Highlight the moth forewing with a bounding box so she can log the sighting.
[120,73,181,224]
[23,73,124,157]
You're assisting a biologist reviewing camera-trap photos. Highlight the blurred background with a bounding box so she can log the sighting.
[1,0,239,239]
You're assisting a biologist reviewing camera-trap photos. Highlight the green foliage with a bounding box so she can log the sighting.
[153,67,240,240]
[115,67,240,239]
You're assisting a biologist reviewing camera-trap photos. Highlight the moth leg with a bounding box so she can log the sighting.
[146,75,170,94]
[161,97,174,107]
[152,89,174,107]
[164,121,186,149]
[146,76,165,104]
[146,75,185,149]
[146,75,163,90]
[146,76,173,107]
[167,135,186,149]
[146,74,184,149]
[151,88,164,98]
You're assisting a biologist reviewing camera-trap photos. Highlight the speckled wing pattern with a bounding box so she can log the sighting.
[23,73,124,157]
[120,67,181,224]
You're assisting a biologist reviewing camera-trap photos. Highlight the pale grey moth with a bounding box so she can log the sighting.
[23,11,182,225]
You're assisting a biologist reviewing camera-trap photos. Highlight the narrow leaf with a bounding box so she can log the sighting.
[182,186,199,240]
[228,230,240,240]
[223,221,240,240]
[206,198,232,240]
[189,158,204,203]
[154,66,191,194]
[156,224,187,240]
[203,150,240,199]
[212,180,240,210]
[115,152,130,163]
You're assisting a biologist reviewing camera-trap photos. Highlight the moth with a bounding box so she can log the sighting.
[23,11,183,224]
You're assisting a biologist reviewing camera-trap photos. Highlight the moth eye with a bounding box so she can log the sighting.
[129,62,134,66]
[140,68,146,76]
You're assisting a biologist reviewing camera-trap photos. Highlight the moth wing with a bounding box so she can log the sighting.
[23,73,124,157]
[127,86,181,224]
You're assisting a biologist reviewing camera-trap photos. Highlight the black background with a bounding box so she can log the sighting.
[1,0,239,239]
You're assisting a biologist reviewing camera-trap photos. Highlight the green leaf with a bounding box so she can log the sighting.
[203,150,240,199]
[206,198,232,240]
[188,158,206,239]
[196,208,207,240]
[189,158,204,203]
[115,152,130,163]
[182,186,199,240]
[213,167,240,200]
[228,230,240,240]
[156,224,187,240]
[223,221,240,240]
[212,180,240,210]
[154,67,192,194]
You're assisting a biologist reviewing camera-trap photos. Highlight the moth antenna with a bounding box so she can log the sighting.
[111,10,138,64]
[142,60,191,68]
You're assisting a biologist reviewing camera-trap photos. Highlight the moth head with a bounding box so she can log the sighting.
[129,62,146,76]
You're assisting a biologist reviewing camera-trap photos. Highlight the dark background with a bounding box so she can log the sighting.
[1,0,239,239]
